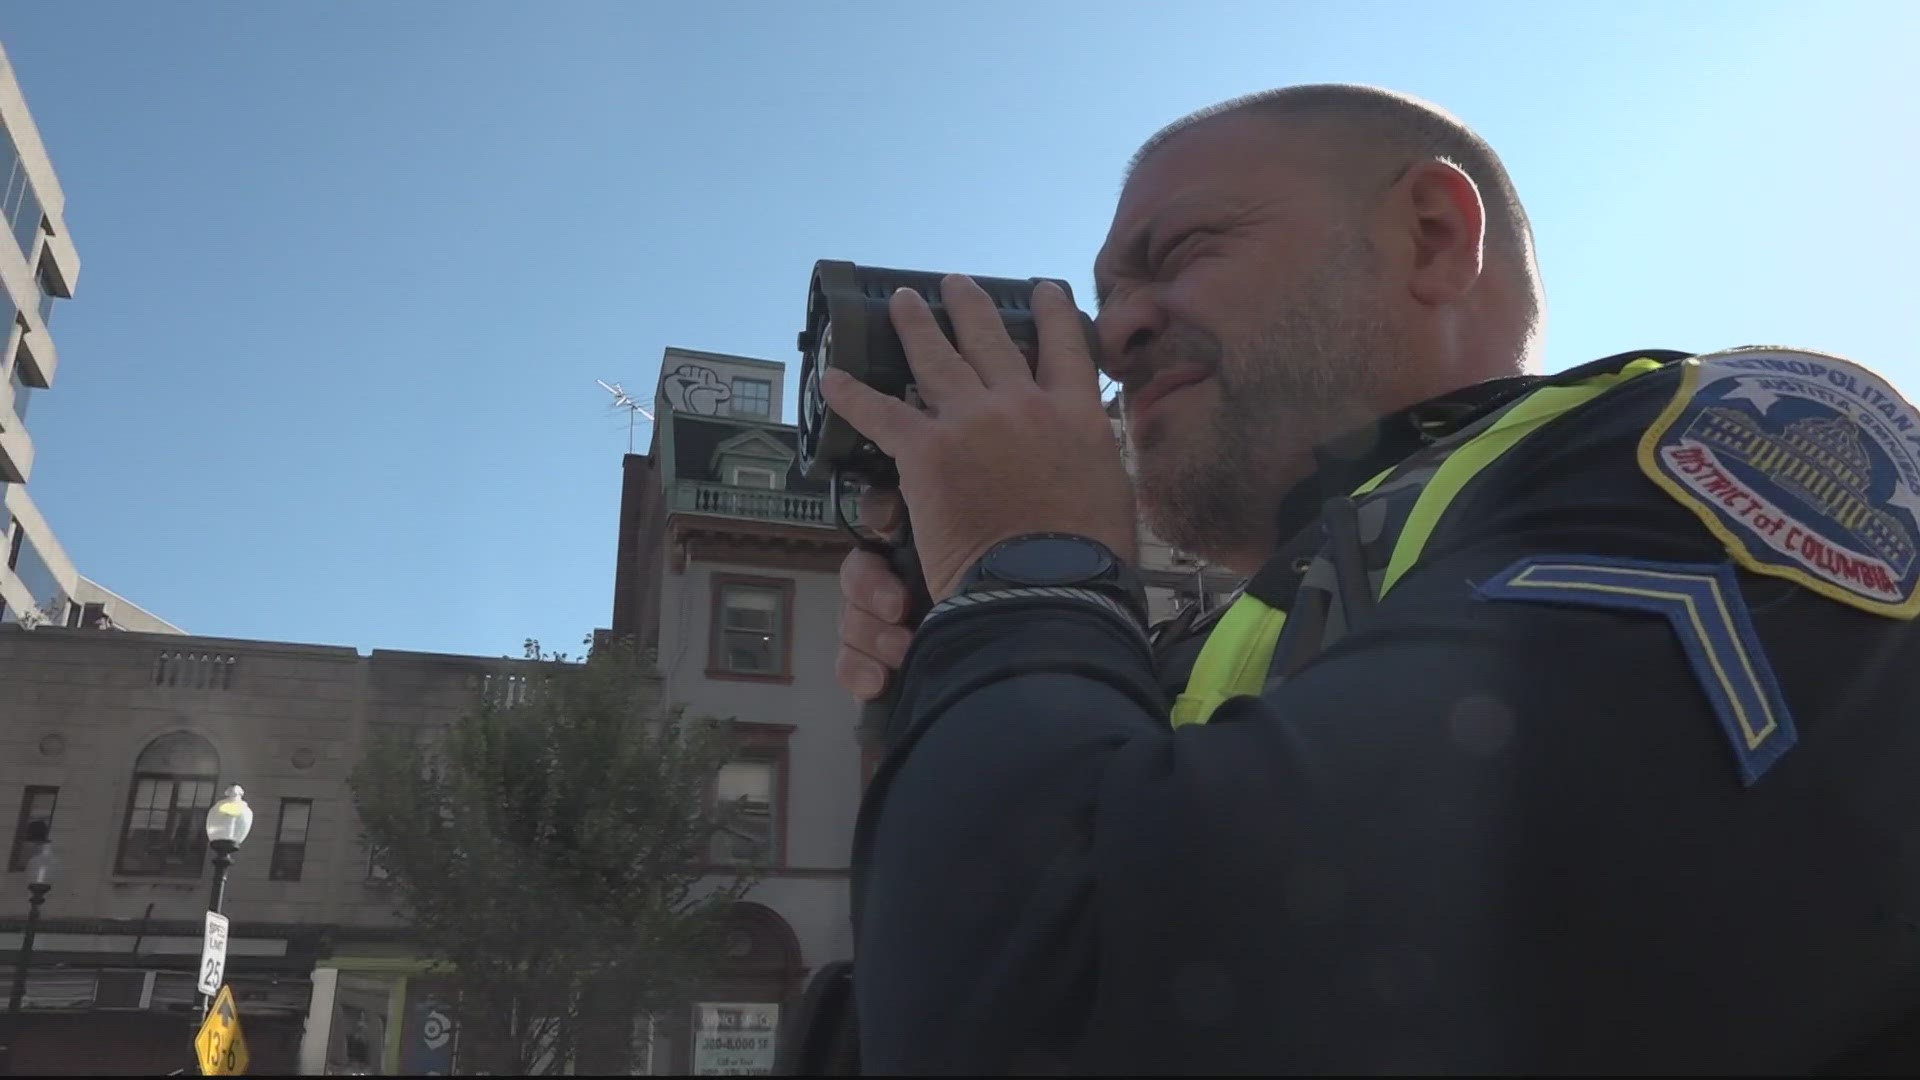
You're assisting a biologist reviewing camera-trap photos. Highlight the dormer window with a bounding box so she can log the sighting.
[711,428,795,493]
[731,465,779,489]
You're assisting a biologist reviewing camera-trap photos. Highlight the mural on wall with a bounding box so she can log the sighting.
[662,363,733,416]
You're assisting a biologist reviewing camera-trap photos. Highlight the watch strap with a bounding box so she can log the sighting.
[923,585,1151,643]
[961,534,1150,624]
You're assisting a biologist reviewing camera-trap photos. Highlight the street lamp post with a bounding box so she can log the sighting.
[2,824,55,1076]
[196,786,252,1030]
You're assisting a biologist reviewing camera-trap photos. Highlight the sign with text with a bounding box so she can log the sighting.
[197,911,230,997]
[692,1002,778,1076]
[194,984,251,1076]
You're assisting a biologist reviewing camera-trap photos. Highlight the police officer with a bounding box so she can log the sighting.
[814,84,1920,1074]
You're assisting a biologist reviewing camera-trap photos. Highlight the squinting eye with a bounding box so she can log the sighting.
[1154,231,1206,273]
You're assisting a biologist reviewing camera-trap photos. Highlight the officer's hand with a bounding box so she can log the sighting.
[821,276,1137,604]
[836,488,914,702]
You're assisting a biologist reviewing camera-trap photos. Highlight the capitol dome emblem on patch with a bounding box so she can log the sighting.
[1638,348,1920,619]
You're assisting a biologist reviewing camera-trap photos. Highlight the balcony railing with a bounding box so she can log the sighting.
[672,480,831,527]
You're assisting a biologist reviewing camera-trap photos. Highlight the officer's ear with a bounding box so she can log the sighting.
[1389,157,1486,308]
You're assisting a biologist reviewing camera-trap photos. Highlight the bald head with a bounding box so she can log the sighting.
[1128,84,1544,348]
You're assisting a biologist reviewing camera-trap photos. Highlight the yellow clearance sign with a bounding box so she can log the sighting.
[195,984,251,1076]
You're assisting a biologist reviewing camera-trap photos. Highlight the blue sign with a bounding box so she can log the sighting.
[399,990,456,1076]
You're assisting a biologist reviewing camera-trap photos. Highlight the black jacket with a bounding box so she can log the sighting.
[820,352,1920,1074]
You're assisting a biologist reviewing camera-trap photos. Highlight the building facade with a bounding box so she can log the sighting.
[0,624,804,1075]
[0,43,176,636]
[606,348,861,1074]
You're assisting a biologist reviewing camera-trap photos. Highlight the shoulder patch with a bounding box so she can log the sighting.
[1637,347,1920,618]
[1477,555,1797,786]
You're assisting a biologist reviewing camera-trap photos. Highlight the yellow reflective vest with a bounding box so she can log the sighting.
[1170,357,1669,727]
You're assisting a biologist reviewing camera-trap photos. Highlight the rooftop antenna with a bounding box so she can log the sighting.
[598,379,655,454]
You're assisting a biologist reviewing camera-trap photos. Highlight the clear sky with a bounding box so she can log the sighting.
[5,2,1917,658]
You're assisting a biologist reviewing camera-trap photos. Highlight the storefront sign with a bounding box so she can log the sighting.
[692,1002,778,1076]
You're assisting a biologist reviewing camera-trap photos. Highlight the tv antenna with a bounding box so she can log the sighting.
[598,380,655,453]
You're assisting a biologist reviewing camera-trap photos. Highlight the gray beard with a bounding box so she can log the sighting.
[1131,296,1395,565]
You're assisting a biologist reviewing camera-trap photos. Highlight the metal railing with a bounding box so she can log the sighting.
[671,480,830,526]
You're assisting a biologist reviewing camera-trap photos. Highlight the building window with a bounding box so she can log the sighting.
[711,760,778,865]
[9,786,57,871]
[708,723,793,867]
[708,576,794,681]
[9,341,32,422]
[366,842,392,884]
[1,123,44,261]
[7,526,63,627]
[270,798,313,881]
[115,732,220,878]
[730,378,771,419]
[93,970,154,1010]
[34,258,59,327]
[730,465,778,489]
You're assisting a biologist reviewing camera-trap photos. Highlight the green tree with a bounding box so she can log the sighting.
[351,634,756,1074]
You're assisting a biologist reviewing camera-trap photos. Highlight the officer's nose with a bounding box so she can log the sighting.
[1094,290,1166,389]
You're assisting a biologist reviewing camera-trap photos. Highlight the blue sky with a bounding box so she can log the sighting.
[5,2,1917,657]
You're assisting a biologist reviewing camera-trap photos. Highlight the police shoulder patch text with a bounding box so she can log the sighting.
[1637,347,1920,619]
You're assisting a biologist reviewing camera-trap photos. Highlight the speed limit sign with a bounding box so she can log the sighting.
[198,911,230,997]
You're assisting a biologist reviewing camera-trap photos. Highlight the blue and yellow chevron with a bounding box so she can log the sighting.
[1477,555,1797,786]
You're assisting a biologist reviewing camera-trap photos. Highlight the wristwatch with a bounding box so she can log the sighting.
[947,533,1151,629]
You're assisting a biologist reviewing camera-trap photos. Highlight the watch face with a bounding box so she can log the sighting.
[990,536,1112,585]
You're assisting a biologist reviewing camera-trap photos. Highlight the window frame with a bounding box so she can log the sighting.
[704,722,794,868]
[269,797,313,882]
[706,574,796,684]
[729,377,772,419]
[729,465,779,489]
[113,734,221,879]
[365,841,393,884]
[9,334,34,420]
[8,785,57,872]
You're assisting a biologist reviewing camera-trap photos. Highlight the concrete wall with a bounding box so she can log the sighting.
[653,347,788,425]
[0,625,600,932]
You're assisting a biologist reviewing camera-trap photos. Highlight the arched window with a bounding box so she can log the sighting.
[115,732,220,877]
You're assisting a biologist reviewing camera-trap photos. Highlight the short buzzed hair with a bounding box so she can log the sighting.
[1129,84,1543,328]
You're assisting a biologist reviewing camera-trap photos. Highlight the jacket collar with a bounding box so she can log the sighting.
[1271,349,1693,542]
[1270,374,1535,542]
